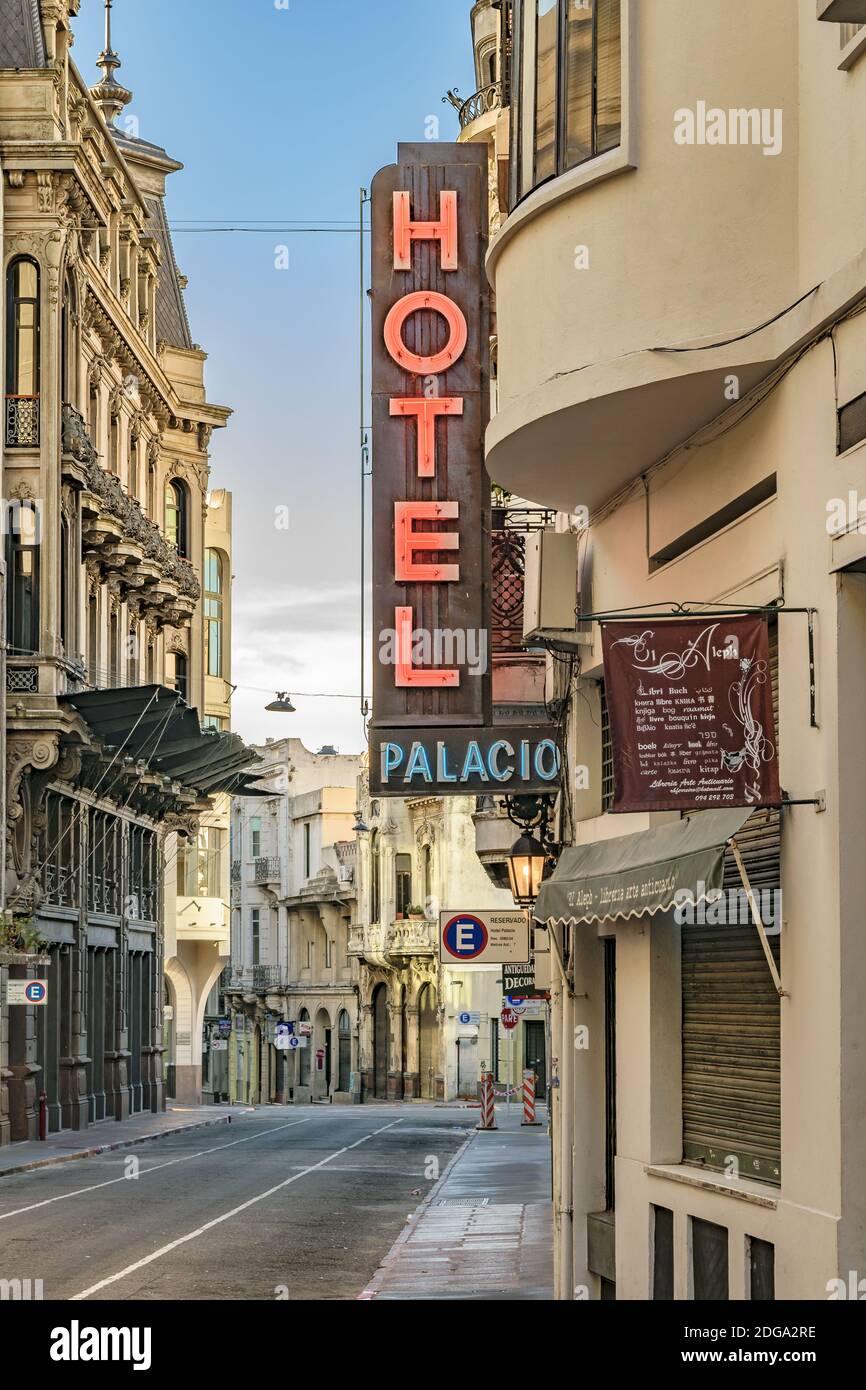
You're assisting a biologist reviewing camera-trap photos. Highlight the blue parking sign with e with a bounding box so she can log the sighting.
[25,980,46,1004]
[442,913,489,961]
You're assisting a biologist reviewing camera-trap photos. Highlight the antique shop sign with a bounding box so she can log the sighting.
[601,616,780,812]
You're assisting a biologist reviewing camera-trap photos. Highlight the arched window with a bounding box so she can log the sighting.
[370,829,381,923]
[5,500,40,653]
[62,273,77,405]
[164,479,188,557]
[204,548,223,677]
[166,650,188,703]
[109,409,120,474]
[5,258,40,447]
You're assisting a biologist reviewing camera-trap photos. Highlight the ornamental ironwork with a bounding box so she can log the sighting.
[458,82,501,128]
[5,394,39,447]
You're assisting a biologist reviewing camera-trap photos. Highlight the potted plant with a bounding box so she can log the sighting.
[0,911,51,966]
[407,905,426,921]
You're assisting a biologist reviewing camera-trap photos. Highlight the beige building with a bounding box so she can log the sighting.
[455,0,866,1300]
[228,739,361,1105]
[0,0,255,1142]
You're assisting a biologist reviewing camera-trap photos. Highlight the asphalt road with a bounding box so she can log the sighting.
[0,1105,476,1301]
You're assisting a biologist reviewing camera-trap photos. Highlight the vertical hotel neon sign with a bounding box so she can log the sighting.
[385,193,467,687]
[369,144,559,795]
[370,143,492,734]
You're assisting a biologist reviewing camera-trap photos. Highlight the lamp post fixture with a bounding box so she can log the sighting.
[506,833,548,909]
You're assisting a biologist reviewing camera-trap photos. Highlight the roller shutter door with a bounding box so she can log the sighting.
[682,627,781,1186]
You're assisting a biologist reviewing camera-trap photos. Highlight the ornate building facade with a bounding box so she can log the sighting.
[0,0,256,1145]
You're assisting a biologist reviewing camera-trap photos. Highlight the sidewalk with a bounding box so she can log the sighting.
[0,1104,235,1178]
[361,1102,553,1300]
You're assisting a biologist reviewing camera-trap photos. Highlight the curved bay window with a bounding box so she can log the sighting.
[511,0,622,207]
[164,478,189,557]
[5,257,40,447]
[204,548,224,677]
[5,500,40,654]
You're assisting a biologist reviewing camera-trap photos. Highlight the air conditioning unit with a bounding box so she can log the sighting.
[523,530,585,643]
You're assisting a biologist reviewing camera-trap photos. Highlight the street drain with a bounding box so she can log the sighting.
[436,1197,490,1207]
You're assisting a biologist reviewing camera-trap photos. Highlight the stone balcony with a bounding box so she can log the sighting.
[62,404,200,630]
[348,917,436,968]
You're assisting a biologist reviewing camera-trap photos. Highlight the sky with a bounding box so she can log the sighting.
[72,0,476,754]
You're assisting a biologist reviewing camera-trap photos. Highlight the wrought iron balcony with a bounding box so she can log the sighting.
[5,394,39,447]
[458,82,501,128]
[230,859,241,882]
[226,965,287,992]
[253,856,281,885]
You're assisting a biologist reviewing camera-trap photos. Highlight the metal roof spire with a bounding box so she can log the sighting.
[91,0,133,128]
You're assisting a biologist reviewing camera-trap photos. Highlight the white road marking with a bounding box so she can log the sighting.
[71,1118,404,1301]
[0,1117,314,1223]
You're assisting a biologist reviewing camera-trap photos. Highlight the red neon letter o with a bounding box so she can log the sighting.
[383,291,468,376]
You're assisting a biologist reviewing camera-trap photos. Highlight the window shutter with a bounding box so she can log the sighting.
[681,627,781,1186]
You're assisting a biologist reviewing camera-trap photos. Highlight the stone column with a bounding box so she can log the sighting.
[403,1004,420,1099]
[387,997,403,1101]
[359,998,374,1101]
[0,961,11,1145]
[60,811,89,1130]
[6,963,40,1141]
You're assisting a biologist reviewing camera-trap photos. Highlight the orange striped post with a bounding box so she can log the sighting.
[522,1069,541,1126]
[476,1071,497,1130]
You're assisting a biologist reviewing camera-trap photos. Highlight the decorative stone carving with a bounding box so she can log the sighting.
[61,403,97,463]
[36,172,55,212]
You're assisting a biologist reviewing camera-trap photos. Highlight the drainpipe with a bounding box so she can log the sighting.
[550,956,563,1296]
[558,933,574,1299]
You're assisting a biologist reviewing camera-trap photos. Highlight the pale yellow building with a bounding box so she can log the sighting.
[460,0,866,1300]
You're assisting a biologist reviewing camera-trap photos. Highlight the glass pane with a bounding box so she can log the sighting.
[535,0,559,183]
[18,261,37,298]
[565,0,594,168]
[595,0,621,155]
[16,321,37,396]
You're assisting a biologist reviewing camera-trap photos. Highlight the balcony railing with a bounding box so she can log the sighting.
[349,918,436,962]
[5,394,39,447]
[458,82,501,128]
[226,965,287,992]
[230,860,241,882]
[253,856,281,885]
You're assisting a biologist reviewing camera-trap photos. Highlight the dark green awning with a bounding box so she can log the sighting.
[61,685,261,797]
[534,809,750,927]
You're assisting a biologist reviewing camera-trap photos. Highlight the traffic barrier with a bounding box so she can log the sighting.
[522,1069,541,1126]
[476,1071,497,1130]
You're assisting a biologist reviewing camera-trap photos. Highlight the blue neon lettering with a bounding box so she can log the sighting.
[487,740,515,782]
[461,741,489,781]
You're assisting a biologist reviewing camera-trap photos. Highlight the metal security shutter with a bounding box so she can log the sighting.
[682,626,781,1187]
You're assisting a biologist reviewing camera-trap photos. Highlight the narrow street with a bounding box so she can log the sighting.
[0,1107,476,1302]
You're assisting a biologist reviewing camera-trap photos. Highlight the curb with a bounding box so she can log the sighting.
[358,1125,480,1300]
[0,1114,233,1179]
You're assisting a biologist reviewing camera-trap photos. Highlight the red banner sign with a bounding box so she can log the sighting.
[601,616,780,813]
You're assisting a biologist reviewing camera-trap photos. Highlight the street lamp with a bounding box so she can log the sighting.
[506,833,547,908]
[265,692,296,713]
